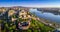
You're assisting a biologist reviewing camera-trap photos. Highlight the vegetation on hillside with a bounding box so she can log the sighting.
[0,10,54,32]
[0,18,54,32]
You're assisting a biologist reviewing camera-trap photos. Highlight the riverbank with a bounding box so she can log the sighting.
[37,8,60,13]
[37,17,60,28]
[31,13,60,28]
[29,9,60,28]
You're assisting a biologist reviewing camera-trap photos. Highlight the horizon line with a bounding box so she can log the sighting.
[0,6,60,8]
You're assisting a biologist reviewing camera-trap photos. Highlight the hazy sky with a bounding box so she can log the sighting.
[0,0,60,7]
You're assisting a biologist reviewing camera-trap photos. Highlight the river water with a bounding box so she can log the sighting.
[29,9,60,23]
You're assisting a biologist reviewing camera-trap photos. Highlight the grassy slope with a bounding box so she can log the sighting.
[29,19,54,32]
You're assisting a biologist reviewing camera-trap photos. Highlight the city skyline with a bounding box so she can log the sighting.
[0,0,60,7]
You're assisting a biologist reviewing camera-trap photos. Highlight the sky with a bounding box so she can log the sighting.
[0,0,60,7]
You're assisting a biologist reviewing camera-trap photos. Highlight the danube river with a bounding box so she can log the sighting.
[29,9,60,23]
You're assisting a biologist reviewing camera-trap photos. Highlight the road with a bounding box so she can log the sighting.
[31,16,59,28]
[36,17,60,29]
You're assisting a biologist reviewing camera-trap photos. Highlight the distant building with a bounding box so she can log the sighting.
[8,10,15,16]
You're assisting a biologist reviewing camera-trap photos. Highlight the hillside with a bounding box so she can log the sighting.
[0,8,54,32]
